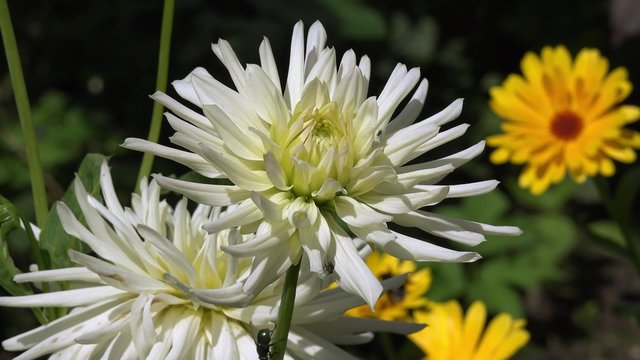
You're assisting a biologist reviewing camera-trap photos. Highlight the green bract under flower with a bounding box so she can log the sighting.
[123,20,521,308]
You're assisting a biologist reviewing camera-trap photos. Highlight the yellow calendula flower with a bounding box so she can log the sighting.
[345,251,431,321]
[410,300,530,360]
[488,45,640,194]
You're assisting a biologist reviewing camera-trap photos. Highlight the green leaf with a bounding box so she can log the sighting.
[38,153,107,269]
[0,198,33,296]
[587,220,626,249]
[0,195,48,323]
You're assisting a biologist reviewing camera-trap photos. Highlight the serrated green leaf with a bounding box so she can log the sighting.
[38,153,107,269]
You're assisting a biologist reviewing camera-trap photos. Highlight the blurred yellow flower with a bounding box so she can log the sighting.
[410,300,530,360]
[488,45,640,194]
[345,251,431,321]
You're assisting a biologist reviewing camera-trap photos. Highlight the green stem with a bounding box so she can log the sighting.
[270,262,301,360]
[379,332,396,360]
[0,0,48,227]
[135,0,175,190]
[594,177,640,275]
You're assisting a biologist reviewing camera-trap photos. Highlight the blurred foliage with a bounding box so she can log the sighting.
[1,0,640,359]
[426,189,577,317]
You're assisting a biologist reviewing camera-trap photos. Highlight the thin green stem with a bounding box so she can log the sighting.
[136,0,175,191]
[0,0,48,227]
[379,332,396,360]
[594,177,640,275]
[270,262,301,360]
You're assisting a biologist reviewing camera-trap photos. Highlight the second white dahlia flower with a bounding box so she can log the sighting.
[0,162,420,360]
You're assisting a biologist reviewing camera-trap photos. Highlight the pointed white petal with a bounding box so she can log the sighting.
[153,174,249,206]
[14,267,101,284]
[259,37,282,93]
[385,231,481,262]
[211,39,247,95]
[202,198,263,234]
[328,218,382,309]
[0,286,128,308]
[150,91,210,129]
[121,138,220,178]
[285,21,305,107]
[359,187,450,214]
[286,326,359,360]
[199,145,272,192]
[333,196,392,226]
[69,251,171,292]
[386,78,429,134]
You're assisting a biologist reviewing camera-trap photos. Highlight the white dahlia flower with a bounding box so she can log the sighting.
[0,162,420,360]
[123,20,521,308]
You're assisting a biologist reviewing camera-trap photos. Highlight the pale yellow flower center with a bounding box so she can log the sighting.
[297,102,346,166]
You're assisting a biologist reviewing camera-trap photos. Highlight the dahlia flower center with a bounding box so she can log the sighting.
[550,111,583,141]
[298,102,346,166]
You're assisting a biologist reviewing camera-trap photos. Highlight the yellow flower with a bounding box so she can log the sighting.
[345,251,431,321]
[410,300,529,360]
[487,45,640,194]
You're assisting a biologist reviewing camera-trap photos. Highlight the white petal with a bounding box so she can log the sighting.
[203,198,263,234]
[130,294,156,357]
[243,242,301,297]
[199,145,272,192]
[415,123,470,154]
[264,152,291,191]
[385,231,481,262]
[244,64,290,126]
[14,267,101,284]
[0,286,128,308]
[259,37,282,93]
[431,179,499,198]
[285,21,305,107]
[150,91,210,129]
[222,222,293,257]
[190,71,264,131]
[386,78,429,135]
[172,67,211,107]
[286,326,359,360]
[69,251,171,292]
[329,218,382,309]
[56,202,136,269]
[359,188,450,214]
[190,282,252,308]
[121,138,220,178]
[423,98,464,126]
[137,225,198,285]
[383,122,439,166]
[333,196,392,226]
[211,39,247,95]
[305,21,328,73]
[153,174,249,206]
[377,67,421,129]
